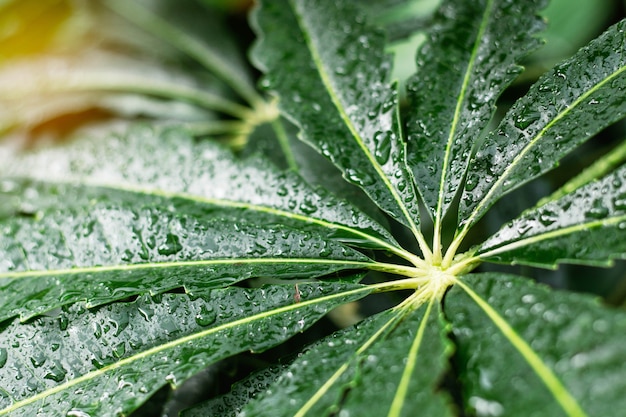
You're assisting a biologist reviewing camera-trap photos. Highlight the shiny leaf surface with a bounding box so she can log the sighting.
[250,0,424,244]
[447,274,626,417]
[241,298,455,417]
[459,19,626,234]
[0,183,372,321]
[477,163,626,268]
[405,0,545,224]
[0,282,370,417]
[0,126,400,253]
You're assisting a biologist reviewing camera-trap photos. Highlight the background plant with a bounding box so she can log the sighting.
[1,0,626,416]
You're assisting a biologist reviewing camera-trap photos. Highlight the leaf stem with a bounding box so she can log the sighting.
[13,77,254,119]
[271,117,299,171]
[103,0,265,108]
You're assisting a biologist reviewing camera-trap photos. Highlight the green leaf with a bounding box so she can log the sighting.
[250,0,427,252]
[476,163,626,268]
[0,127,402,255]
[458,19,626,236]
[447,274,626,417]
[0,282,370,417]
[405,0,545,227]
[0,186,372,321]
[241,297,455,416]
[181,364,288,417]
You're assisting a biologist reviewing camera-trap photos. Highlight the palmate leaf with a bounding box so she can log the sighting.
[0,282,371,416]
[240,297,455,417]
[477,163,626,268]
[250,0,427,253]
[447,274,626,416]
[457,18,626,238]
[405,0,545,228]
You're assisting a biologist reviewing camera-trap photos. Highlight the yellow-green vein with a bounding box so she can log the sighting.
[0,259,422,281]
[387,295,436,417]
[455,279,589,417]
[435,0,494,265]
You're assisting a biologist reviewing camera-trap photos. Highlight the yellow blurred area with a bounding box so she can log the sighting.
[0,0,84,61]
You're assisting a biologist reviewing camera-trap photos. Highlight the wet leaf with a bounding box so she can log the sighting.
[241,298,455,417]
[0,126,400,253]
[0,282,370,417]
[0,185,372,321]
[181,364,288,417]
[447,274,626,417]
[459,19,626,234]
[477,163,626,268]
[405,0,545,225]
[250,0,424,244]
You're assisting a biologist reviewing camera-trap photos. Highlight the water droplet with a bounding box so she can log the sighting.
[276,185,288,197]
[59,315,69,331]
[345,168,375,186]
[585,199,609,219]
[158,233,182,256]
[299,196,318,215]
[613,193,626,211]
[44,364,67,383]
[0,348,7,368]
[195,305,217,327]
[514,109,541,130]
[465,175,478,192]
[373,131,392,165]
[516,222,533,236]
[538,209,557,226]
[30,355,46,368]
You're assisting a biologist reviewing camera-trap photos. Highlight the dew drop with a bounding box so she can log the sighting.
[44,364,67,383]
[276,185,288,197]
[158,233,182,256]
[373,131,392,165]
[585,199,609,219]
[514,109,541,130]
[613,193,626,211]
[0,348,7,368]
[538,210,557,227]
[195,305,217,327]
[299,196,318,214]
[345,168,375,186]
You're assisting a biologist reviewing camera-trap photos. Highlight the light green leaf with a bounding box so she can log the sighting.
[447,274,626,417]
[241,298,455,417]
[477,163,626,268]
[250,0,427,254]
[0,51,247,131]
[0,282,371,417]
[405,0,545,228]
[457,19,626,237]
